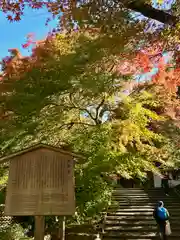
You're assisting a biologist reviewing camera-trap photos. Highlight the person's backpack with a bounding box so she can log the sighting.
[157,207,168,220]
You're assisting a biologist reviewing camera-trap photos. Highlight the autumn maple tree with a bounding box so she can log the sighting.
[0,0,179,25]
[0,1,180,237]
[0,0,180,53]
[0,31,179,174]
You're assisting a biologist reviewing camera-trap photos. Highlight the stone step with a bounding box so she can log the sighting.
[109,205,180,209]
[113,192,161,194]
[113,191,150,193]
[112,198,173,201]
[107,211,153,215]
[104,221,180,226]
[114,194,177,196]
[113,189,163,191]
[112,203,180,206]
[106,215,180,220]
[105,220,157,225]
[103,231,180,238]
[113,193,175,196]
[113,198,180,204]
[113,190,145,192]
[105,219,179,224]
[110,202,180,206]
[113,193,175,195]
[113,190,172,193]
[113,193,150,195]
[114,188,165,189]
[112,195,177,198]
[103,236,179,240]
[104,226,157,231]
[113,188,143,190]
[109,206,180,209]
[112,196,176,199]
[112,196,175,199]
[112,199,177,202]
[103,232,157,237]
[103,188,180,239]
[104,225,180,231]
[113,189,164,192]
[113,202,179,204]
[113,196,168,198]
[110,206,180,210]
[108,208,180,212]
[113,191,163,194]
[107,211,180,216]
[112,196,168,199]
[113,191,164,193]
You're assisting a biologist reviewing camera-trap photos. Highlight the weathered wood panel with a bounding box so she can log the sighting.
[5,148,75,216]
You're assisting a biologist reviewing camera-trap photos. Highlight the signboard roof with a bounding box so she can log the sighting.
[0,143,83,164]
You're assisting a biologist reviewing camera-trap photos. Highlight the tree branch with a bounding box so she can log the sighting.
[122,0,179,26]
[69,93,97,122]
[95,97,105,122]
[59,121,96,130]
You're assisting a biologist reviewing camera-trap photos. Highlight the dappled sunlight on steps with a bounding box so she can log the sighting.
[102,188,180,239]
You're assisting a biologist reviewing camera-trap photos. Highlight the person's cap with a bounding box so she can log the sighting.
[158,201,164,206]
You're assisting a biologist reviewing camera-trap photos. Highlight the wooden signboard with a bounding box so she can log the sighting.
[1,144,77,216]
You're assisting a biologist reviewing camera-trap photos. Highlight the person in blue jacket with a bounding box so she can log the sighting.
[153,201,171,240]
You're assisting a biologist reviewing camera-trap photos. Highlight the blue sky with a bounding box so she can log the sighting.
[0,1,173,70]
[0,8,58,60]
[0,0,174,61]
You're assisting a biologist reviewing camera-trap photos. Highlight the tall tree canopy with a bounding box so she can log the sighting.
[1,1,179,59]
[0,33,179,233]
[0,1,180,237]
[0,0,179,25]
[0,31,179,175]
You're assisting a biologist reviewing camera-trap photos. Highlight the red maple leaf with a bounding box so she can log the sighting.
[7,15,13,22]
[22,43,30,49]
[22,33,36,48]
[14,14,21,21]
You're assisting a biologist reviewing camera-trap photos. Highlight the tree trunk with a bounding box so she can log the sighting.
[122,0,179,25]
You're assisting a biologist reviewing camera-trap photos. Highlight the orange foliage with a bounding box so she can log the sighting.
[0,34,179,124]
[0,33,56,82]
[152,62,180,93]
[0,33,179,94]
[0,1,63,22]
[116,43,180,95]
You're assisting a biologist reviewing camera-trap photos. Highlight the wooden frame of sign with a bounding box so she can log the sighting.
[0,143,81,240]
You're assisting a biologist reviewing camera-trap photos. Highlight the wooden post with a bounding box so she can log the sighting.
[58,216,66,240]
[34,216,45,240]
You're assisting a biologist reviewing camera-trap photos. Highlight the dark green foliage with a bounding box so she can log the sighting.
[0,32,179,238]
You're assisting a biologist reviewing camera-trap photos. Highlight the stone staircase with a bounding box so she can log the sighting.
[103,188,180,239]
